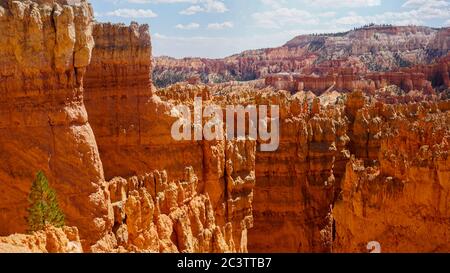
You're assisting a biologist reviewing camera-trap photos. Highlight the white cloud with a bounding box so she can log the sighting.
[303,0,381,8]
[252,8,334,29]
[260,0,286,8]
[180,0,228,15]
[335,2,450,26]
[175,22,200,29]
[402,0,449,8]
[153,27,349,58]
[203,0,228,12]
[153,32,275,58]
[320,12,337,18]
[207,21,234,30]
[334,11,366,25]
[179,5,204,15]
[336,13,425,26]
[128,0,196,3]
[252,1,448,33]
[126,0,153,3]
[124,0,228,15]
[104,9,158,18]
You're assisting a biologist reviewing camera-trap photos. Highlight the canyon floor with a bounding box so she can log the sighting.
[0,0,449,253]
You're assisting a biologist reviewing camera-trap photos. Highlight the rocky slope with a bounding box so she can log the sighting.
[0,0,252,253]
[0,226,82,253]
[247,90,450,252]
[153,84,450,253]
[153,25,450,87]
[334,97,450,252]
[0,0,449,253]
[265,54,450,96]
[84,22,253,252]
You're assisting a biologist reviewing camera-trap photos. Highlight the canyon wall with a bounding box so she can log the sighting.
[155,83,450,253]
[334,99,450,252]
[265,55,450,96]
[0,0,111,247]
[84,22,162,180]
[244,89,450,252]
[0,0,252,252]
[93,168,237,252]
[0,0,449,253]
[84,23,254,252]
[154,26,450,87]
[248,92,344,252]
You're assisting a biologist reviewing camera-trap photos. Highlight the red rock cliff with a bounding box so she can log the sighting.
[265,54,450,96]
[0,1,449,253]
[0,0,111,247]
[84,23,254,252]
[245,89,450,252]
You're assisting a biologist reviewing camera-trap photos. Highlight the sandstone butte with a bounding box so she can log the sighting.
[0,0,448,253]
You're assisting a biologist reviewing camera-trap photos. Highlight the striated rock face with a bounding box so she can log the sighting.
[245,89,450,253]
[91,168,235,253]
[0,4,254,252]
[265,54,450,97]
[0,226,82,253]
[153,26,450,87]
[84,22,157,180]
[334,100,450,252]
[0,0,111,247]
[0,0,449,253]
[84,23,254,252]
[246,90,347,252]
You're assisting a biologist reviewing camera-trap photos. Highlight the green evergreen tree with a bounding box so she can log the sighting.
[26,171,65,233]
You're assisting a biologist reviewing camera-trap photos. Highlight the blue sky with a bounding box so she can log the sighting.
[91,0,450,58]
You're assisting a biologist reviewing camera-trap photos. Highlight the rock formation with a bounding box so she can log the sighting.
[154,26,450,87]
[0,0,449,253]
[84,22,254,253]
[334,99,450,252]
[0,226,82,253]
[265,54,450,96]
[247,90,450,252]
[91,168,236,253]
[84,21,156,180]
[0,0,255,252]
[154,84,450,253]
[0,0,111,248]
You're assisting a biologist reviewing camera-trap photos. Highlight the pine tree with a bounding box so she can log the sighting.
[26,171,65,233]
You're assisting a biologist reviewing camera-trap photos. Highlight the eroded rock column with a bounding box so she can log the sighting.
[0,0,111,247]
